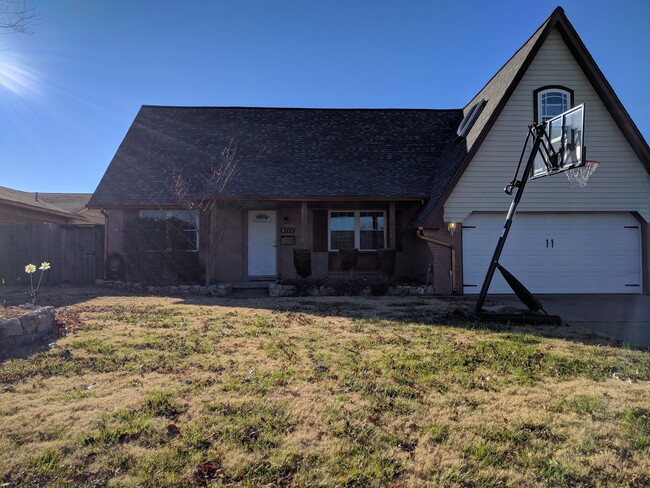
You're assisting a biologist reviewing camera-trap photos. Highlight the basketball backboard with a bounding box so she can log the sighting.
[531,103,585,179]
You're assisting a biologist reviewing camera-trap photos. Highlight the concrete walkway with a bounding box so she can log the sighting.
[493,294,650,347]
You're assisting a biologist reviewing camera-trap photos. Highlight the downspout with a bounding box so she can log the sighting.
[416,227,456,294]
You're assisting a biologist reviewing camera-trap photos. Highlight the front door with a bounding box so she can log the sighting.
[247,210,277,277]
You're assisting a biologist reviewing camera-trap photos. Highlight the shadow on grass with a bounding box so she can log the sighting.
[3,285,648,358]
[2,284,644,352]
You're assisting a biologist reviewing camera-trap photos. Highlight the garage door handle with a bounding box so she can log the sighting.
[546,239,548,248]
[551,239,554,248]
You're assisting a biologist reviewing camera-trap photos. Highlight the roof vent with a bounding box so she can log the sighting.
[455,98,486,141]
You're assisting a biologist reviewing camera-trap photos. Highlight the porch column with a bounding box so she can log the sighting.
[389,201,396,248]
[301,201,308,247]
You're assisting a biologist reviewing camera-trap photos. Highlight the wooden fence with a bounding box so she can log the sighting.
[0,223,104,285]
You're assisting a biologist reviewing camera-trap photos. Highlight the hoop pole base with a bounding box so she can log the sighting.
[469,310,562,325]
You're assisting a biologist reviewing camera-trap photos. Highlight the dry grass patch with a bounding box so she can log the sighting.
[0,291,649,486]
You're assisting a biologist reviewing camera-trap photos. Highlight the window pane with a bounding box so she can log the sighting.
[330,212,355,250]
[168,218,198,251]
[543,94,565,105]
[331,212,355,231]
[331,231,355,250]
[181,229,199,250]
[360,212,384,231]
[139,210,199,251]
[540,90,569,122]
[359,212,385,249]
[169,210,199,227]
[360,231,384,250]
[140,210,166,220]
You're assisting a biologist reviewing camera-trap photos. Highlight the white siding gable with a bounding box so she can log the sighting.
[445,29,650,223]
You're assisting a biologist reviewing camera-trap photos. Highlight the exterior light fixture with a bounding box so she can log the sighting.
[283,216,289,225]
[447,222,457,237]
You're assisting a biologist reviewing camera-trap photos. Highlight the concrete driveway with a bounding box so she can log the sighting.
[492,294,650,347]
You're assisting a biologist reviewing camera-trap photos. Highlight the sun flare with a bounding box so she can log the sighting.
[0,52,39,96]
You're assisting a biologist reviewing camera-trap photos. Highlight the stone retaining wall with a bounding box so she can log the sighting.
[270,283,434,297]
[95,280,233,297]
[0,306,56,357]
[96,280,433,298]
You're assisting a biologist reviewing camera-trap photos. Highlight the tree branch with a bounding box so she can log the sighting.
[0,0,39,35]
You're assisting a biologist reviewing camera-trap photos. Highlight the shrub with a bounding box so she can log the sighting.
[339,248,359,272]
[123,218,204,285]
[376,248,396,279]
[370,282,391,296]
[293,249,312,279]
[279,278,314,297]
[125,251,203,286]
[332,278,367,296]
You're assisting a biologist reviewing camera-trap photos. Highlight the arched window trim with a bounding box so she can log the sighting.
[534,85,574,123]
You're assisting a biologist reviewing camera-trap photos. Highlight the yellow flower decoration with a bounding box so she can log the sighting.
[25,264,36,274]
[39,262,51,271]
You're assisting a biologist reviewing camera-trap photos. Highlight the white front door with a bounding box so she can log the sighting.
[462,212,642,294]
[248,211,277,277]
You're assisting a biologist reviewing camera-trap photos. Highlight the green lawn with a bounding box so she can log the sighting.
[1,292,649,486]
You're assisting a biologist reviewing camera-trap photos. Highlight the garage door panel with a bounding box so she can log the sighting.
[462,212,641,294]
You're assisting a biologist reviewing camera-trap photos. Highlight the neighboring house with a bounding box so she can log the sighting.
[0,186,105,285]
[88,7,650,294]
[0,186,104,225]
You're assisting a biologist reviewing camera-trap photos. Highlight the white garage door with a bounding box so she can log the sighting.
[462,212,642,294]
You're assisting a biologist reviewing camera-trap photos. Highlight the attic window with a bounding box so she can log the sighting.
[534,86,573,123]
[455,99,486,141]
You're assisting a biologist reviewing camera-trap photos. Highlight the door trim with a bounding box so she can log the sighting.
[246,210,278,279]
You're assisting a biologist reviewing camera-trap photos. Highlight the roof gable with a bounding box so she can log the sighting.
[414,6,650,229]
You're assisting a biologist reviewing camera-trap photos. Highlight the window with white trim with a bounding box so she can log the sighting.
[329,211,385,251]
[139,210,199,251]
[537,88,571,122]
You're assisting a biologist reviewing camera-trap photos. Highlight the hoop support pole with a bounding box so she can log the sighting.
[473,126,556,319]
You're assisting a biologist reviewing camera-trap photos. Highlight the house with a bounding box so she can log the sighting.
[88,7,650,294]
[0,186,104,225]
[0,186,105,285]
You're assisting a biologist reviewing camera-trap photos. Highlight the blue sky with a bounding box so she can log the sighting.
[1,0,648,193]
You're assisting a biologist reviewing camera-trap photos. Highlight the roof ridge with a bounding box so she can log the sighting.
[460,8,560,111]
[410,7,564,229]
[139,105,463,112]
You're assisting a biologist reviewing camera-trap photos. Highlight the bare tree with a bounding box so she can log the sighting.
[0,1,39,35]
[170,140,248,287]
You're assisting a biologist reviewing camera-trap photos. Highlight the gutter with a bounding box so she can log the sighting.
[416,227,457,294]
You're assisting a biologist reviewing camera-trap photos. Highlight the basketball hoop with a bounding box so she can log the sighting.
[566,160,600,188]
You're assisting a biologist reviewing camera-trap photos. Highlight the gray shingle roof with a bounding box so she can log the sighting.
[0,187,103,224]
[0,186,72,216]
[88,107,462,207]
